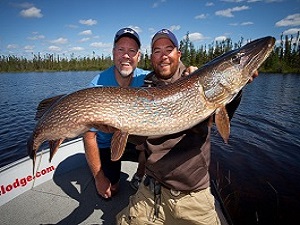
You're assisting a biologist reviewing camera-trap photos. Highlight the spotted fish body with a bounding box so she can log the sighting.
[27,36,275,168]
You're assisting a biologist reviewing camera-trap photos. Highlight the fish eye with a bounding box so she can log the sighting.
[231,55,240,64]
[231,52,246,64]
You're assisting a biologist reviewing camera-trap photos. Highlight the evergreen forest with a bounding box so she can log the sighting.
[1,33,299,74]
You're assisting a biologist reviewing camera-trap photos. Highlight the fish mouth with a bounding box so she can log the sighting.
[246,36,275,51]
[205,36,275,70]
[239,36,275,69]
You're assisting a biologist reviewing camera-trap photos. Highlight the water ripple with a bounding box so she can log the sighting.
[0,71,97,167]
[1,72,299,224]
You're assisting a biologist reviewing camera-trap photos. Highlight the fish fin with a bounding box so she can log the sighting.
[215,106,230,143]
[49,138,65,162]
[111,130,129,161]
[27,134,36,175]
[35,94,66,120]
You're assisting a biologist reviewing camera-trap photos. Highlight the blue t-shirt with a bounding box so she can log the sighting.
[89,66,149,148]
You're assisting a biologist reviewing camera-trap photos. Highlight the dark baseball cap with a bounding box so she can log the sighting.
[151,29,179,49]
[114,27,141,48]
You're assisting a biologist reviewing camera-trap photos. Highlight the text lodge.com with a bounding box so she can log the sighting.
[0,165,55,196]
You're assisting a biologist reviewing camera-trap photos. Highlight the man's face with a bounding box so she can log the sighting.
[113,37,140,77]
[151,38,181,80]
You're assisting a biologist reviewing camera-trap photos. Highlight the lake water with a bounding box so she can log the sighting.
[0,71,97,167]
[0,71,299,225]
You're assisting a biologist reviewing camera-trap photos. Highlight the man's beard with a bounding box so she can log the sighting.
[119,68,133,77]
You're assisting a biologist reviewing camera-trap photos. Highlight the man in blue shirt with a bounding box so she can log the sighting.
[83,28,149,199]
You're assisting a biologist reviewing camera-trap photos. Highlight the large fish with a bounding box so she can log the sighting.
[27,36,275,170]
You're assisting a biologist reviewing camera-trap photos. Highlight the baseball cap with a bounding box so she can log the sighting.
[114,27,141,48]
[151,29,179,49]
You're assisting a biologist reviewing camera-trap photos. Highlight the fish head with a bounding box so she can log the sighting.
[197,36,275,103]
[208,36,275,78]
[235,36,275,76]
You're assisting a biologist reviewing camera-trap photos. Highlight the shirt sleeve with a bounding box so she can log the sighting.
[89,74,101,87]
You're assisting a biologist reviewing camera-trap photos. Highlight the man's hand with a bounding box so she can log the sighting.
[184,66,198,76]
[248,70,259,83]
[94,170,112,198]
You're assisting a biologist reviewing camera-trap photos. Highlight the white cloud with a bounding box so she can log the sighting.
[24,45,35,52]
[205,2,214,6]
[90,42,111,48]
[128,26,142,33]
[241,21,254,25]
[229,21,253,26]
[79,19,97,26]
[282,28,300,35]
[7,44,18,49]
[275,14,300,27]
[48,46,61,52]
[79,37,90,42]
[266,0,283,2]
[152,0,166,8]
[215,5,249,17]
[79,30,93,35]
[221,0,244,2]
[70,47,84,51]
[50,38,68,44]
[169,25,181,31]
[148,28,156,33]
[215,36,228,42]
[195,14,208,19]
[27,34,45,40]
[185,32,209,42]
[67,24,79,29]
[20,7,43,18]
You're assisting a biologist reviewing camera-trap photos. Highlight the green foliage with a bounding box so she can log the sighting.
[1,32,299,73]
[179,32,300,74]
[0,54,114,73]
[138,49,152,70]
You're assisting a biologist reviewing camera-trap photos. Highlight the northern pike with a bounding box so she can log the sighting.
[27,36,275,170]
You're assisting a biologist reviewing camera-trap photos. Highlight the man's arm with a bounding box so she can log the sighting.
[83,131,112,198]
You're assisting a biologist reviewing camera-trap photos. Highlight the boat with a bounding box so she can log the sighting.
[0,138,231,225]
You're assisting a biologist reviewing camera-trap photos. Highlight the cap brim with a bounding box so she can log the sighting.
[151,33,177,48]
[115,33,141,48]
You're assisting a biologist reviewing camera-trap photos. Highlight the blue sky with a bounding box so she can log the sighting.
[1,0,299,60]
